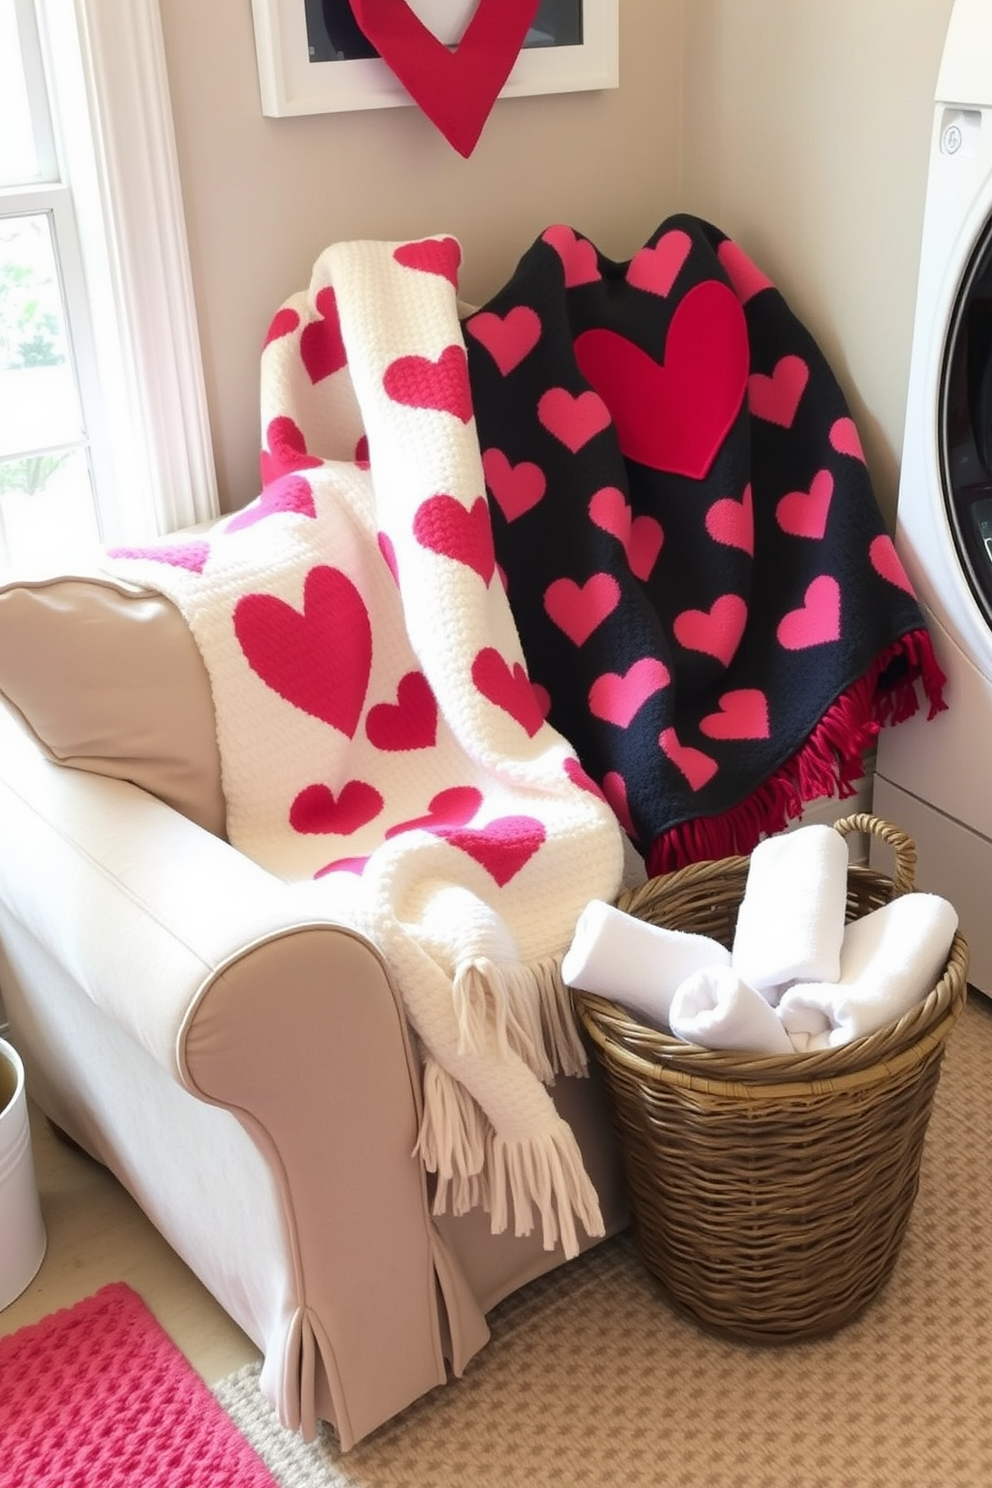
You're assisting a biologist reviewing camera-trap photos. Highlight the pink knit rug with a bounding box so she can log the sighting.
[0,1283,279,1488]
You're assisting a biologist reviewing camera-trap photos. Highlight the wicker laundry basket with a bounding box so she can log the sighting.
[571,814,969,1344]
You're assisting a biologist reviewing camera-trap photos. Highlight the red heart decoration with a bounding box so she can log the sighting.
[659,728,719,792]
[440,815,546,886]
[382,344,473,422]
[300,286,347,384]
[263,307,300,348]
[260,416,323,486]
[466,305,542,376]
[471,647,544,736]
[289,780,384,835]
[574,280,749,478]
[234,565,372,735]
[385,785,483,839]
[413,494,495,583]
[393,237,462,286]
[349,0,541,159]
[365,670,438,751]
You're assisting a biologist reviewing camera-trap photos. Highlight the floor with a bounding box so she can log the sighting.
[0,1098,262,1385]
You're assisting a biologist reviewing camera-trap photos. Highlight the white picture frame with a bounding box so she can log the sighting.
[249,0,619,119]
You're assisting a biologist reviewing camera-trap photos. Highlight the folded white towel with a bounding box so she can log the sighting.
[561,900,730,1029]
[777,891,958,1049]
[732,824,849,993]
[669,965,797,1054]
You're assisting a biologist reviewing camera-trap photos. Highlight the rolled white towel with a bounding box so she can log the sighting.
[777,891,958,1049]
[561,899,730,1029]
[669,965,796,1055]
[732,824,849,993]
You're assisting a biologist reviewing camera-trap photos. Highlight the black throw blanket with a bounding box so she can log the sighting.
[463,215,945,873]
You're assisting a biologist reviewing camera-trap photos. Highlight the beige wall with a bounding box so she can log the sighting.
[681,0,956,523]
[158,0,683,511]
[160,0,956,525]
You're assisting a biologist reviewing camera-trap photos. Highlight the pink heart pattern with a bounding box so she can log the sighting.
[107,541,210,575]
[226,474,316,533]
[441,816,546,886]
[588,487,664,581]
[537,387,611,452]
[471,648,545,736]
[749,355,809,428]
[705,484,754,556]
[659,729,719,792]
[413,494,495,584]
[589,658,670,727]
[673,594,748,665]
[466,306,542,375]
[626,230,692,297]
[544,573,621,646]
[869,535,915,596]
[483,448,546,521]
[385,785,483,839]
[542,225,601,287]
[777,575,841,650]
[699,689,770,740]
[776,469,834,539]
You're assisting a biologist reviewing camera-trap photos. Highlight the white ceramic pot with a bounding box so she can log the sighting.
[0,1037,46,1310]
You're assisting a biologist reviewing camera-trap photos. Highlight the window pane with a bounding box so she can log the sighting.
[0,447,99,566]
[0,0,39,183]
[0,212,84,457]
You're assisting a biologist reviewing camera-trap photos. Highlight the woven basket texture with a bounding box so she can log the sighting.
[572,814,970,1344]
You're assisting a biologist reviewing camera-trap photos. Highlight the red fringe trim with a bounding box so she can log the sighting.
[644,628,947,877]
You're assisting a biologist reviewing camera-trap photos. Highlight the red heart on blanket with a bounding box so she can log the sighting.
[482,448,546,521]
[383,344,473,422]
[537,388,612,452]
[542,226,601,287]
[716,240,774,303]
[673,593,748,665]
[602,771,636,835]
[365,670,438,751]
[413,494,495,583]
[563,756,606,800]
[290,780,384,835]
[261,416,323,485]
[472,648,545,736]
[234,565,372,735]
[385,785,483,838]
[574,281,748,478]
[466,306,542,375]
[699,688,770,740]
[300,286,346,384]
[748,355,809,428]
[589,658,671,728]
[626,230,692,297]
[659,728,719,791]
[544,573,621,646]
[777,574,841,650]
[315,856,369,878]
[226,474,316,533]
[869,535,915,595]
[107,541,210,574]
[587,488,664,581]
[377,531,400,584]
[829,416,866,461]
[349,0,540,158]
[393,237,461,286]
[705,484,754,555]
[777,469,834,539]
[263,307,300,348]
[440,816,546,886]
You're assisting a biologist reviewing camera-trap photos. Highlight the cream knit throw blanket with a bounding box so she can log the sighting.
[106,237,625,1258]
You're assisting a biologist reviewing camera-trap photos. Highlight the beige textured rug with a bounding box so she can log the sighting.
[215,993,992,1488]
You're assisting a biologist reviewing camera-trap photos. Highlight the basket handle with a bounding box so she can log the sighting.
[832,813,916,895]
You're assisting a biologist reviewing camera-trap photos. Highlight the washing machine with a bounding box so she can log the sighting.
[873,0,992,993]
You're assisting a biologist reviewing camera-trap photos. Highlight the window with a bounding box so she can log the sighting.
[0,0,218,569]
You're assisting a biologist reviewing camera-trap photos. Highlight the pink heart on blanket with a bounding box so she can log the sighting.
[748,355,809,428]
[699,688,770,740]
[289,780,384,835]
[537,387,612,452]
[673,593,747,665]
[106,541,210,574]
[716,240,774,303]
[385,785,483,838]
[829,416,866,461]
[542,225,601,287]
[263,307,300,348]
[776,469,834,539]
[366,670,438,751]
[315,856,369,878]
[659,728,719,791]
[588,657,670,728]
[705,484,754,555]
[601,771,636,836]
[869,535,915,595]
[300,287,347,384]
[261,417,323,485]
[777,574,841,650]
[588,487,664,581]
[441,816,546,886]
[226,474,316,533]
[563,756,607,800]
[234,565,372,736]
[383,345,473,422]
[471,648,545,736]
[482,448,546,521]
[377,531,400,584]
[574,281,749,477]
[544,573,620,646]
[393,237,461,286]
[626,230,692,297]
[413,494,495,583]
[466,306,542,375]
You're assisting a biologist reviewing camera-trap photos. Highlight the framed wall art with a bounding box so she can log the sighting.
[250,0,619,121]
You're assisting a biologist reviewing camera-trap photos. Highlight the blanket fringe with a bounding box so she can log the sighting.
[417,1059,487,1218]
[645,628,947,876]
[486,1122,605,1260]
[452,956,590,1081]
